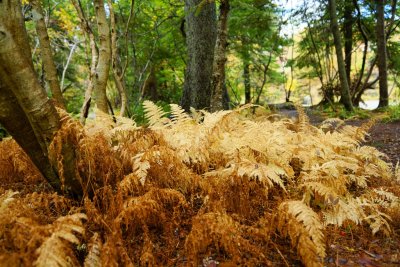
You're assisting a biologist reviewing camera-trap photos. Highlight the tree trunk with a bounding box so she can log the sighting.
[108,0,128,117]
[31,0,65,108]
[352,0,369,101]
[93,0,111,113]
[0,0,83,197]
[181,0,217,111]
[71,0,99,123]
[343,0,354,85]
[328,0,353,111]
[376,0,389,108]
[244,60,251,104]
[210,0,230,112]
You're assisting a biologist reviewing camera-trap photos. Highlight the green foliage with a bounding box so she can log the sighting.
[314,104,371,120]
[382,105,400,122]
[0,124,7,139]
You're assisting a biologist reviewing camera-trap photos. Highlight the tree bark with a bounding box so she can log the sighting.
[376,0,389,108]
[352,0,369,100]
[181,0,217,111]
[0,0,89,198]
[243,60,251,104]
[31,0,65,108]
[328,0,353,111]
[210,0,230,112]
[93,0,111,113]
[343,0,354,85]
[108,0,128,117]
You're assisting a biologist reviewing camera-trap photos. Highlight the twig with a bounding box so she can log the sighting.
[272,242,290,267]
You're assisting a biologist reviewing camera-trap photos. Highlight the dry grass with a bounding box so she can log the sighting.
[0,102,399,266]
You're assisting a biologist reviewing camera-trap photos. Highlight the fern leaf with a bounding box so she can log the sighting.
[34,213,87,267]
[0,190,18,214]
[143,100,169,127]
[278,201,325,267]
[169,104,192,124]
[84,233,102,267]
[323,198,365,227]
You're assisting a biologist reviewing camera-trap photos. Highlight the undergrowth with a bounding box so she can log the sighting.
[313,104,371,120]
[0,102,399,266]
[381,104,400,122]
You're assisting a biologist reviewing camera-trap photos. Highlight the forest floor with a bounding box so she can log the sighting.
[1,106,399,266]
[278,108,400,267]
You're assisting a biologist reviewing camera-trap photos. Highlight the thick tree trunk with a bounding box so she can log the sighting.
[210,0,230,112]
[328,0,353,111]
[376,0,389,108]
[0,0,85,197]
[31,0,65,108]
[0,81,60,189]
[93,0,111,113]
[181,0,217,111]
[343,1,354,85]
[243,61,251,104]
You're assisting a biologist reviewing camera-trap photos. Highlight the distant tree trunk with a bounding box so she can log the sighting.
[93,0,111,113]
[143,67,158,101]
[31,0,65,108]
[376,0,389,108]
[71,0,99,123]
[352,0,369,101]
[328,0,353,111]
[210,0,230,112]
[181,0,217,111]
[243,60,251,104]
[343,1,354,85]
[108,0,128,117]
[0,0,83,197]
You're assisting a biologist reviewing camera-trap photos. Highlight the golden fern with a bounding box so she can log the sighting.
[278,200,326,267]
[34,213,87,267]
[0,190,18,215]
[143,100,169,127]
[84,233,102,267]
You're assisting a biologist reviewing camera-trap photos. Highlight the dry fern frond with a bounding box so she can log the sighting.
[84,233,102,267]
[302,182,339,205]
[184,212,269,265]
[372,188,400,208]
[143,100,169,127]
[0,139,43,184]
[278,200,325,267]
[294,104,313,132]
[364,209,392,236]
[323,198,365,227]
[169,103,193,124]
[395,162,400,183]
[205,158,286,191]
[319,118,344,132]
[0,190,18,214]
[34,213,87,267]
